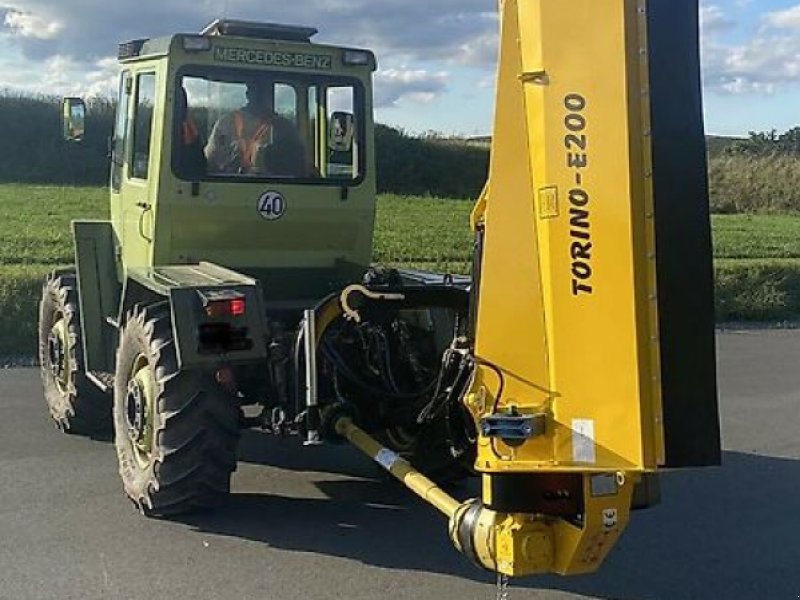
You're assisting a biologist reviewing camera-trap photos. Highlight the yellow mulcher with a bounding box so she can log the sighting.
[328,0,720,581]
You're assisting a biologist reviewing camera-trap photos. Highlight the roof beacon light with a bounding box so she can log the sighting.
[118,39,148,60]
[201,19,318,43]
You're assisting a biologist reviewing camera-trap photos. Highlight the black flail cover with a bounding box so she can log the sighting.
[648,0,722,467]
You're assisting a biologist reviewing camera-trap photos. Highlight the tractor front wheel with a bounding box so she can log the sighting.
[113,305,240,516]
[38,270,110,434]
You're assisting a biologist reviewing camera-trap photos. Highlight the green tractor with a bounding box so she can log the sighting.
[40,20,472,516]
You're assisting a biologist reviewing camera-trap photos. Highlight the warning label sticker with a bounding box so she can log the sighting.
[572,419,596,464]
[602,508,619,529]
[375,448,400,472]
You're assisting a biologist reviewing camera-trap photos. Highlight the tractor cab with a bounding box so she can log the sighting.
[65,20,378,302]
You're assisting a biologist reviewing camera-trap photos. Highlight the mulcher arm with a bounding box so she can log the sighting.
[460,0,664,575]
[336,0,720,579]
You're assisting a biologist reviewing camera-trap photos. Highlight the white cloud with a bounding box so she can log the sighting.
[456,28,497,68]
[0,0,495,104]
[82,56,119,97]
[0,0,497,62]
[762,5,800,30]
[374,68,449,107]
[699,5,735,34]
[702,2,800,96]
[0,47,118,97]
[3,9,61,38]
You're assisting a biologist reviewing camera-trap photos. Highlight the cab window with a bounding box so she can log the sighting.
[174,68,364,184]
[326,86,357,179]
[275,83,297,125]
[111,72,131,191]
[131,72,156,180]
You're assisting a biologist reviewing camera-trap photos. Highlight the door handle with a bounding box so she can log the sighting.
[136,202,153,242]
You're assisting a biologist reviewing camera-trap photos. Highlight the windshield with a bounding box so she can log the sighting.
[174,68,364,183]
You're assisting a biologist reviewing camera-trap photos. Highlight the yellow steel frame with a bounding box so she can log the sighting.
[470,0,663,474]
[462,0,664,576]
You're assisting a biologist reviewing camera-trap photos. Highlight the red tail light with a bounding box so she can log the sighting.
[229,298,246,316]
[205,298,246,318]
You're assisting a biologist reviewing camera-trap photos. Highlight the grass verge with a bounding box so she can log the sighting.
[4,188,800,357]
[715,259,800,322]
[0,264,52,358]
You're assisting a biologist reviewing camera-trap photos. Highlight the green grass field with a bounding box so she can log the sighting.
[3,184,800,356]
[713,214,800,260]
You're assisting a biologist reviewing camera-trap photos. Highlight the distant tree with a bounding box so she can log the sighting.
[726,127,800,156]
[375,124,488,199]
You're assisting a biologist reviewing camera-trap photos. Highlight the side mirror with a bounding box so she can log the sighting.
[62,97,86,142]
[328,111,355,153]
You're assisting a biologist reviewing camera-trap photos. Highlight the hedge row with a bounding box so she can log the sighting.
[0,93,487,198]
[3,93,800,210]
[3,260,799,359]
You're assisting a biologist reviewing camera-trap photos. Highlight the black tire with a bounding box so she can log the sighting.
[38,270,110,434]
[113,304,240,517]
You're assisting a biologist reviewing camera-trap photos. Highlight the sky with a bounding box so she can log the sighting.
[0,0,797,137]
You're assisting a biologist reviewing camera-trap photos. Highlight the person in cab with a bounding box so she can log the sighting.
[176,86,206,179]
[205,77,308,177]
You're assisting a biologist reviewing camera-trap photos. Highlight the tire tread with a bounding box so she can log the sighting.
[114,305,239,517]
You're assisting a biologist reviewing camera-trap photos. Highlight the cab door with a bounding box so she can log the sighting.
[119,70,158,269]
[109,70,130,272]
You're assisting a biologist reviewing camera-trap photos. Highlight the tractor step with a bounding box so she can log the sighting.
[87,370,115,393]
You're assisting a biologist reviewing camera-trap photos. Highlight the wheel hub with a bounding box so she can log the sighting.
[125,356,156,467]
[125,378,147,443]
[47,317,69,391]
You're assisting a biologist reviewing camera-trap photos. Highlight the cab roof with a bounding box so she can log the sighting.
[118,19,321,61]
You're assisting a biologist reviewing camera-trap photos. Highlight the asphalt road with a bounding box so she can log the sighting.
[1,330,798,600]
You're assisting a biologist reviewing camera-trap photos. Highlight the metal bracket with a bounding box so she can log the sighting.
[303,309,322,446]
[480,413,547,445]
[519,70,549,85]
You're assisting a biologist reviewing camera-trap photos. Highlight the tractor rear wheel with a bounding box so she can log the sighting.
[113,304,239,516]
[38,270,110,434]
